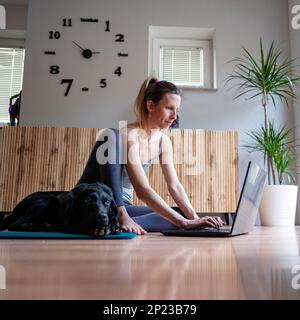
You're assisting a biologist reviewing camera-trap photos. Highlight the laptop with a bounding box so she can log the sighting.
[161,161,267,237]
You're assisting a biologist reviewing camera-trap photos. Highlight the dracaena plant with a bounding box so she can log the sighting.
[244,122,300,185]
[225,39,300,184]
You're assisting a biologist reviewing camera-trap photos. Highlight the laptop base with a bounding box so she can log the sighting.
[161,229,232,237]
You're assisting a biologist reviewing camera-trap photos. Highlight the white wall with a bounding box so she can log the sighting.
[20,0,298,220]
[21,0,292,127]
[0,4,27,47]
[2,4,27,30]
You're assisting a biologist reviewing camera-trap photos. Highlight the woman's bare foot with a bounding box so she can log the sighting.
[118,206,147,235]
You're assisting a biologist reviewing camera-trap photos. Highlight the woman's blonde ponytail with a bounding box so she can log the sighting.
[134,78,152,128]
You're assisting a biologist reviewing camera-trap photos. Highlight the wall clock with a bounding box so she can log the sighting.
[44,17,128,96]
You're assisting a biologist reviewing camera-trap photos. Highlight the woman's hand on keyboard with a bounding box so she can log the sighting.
[183,216,225,230]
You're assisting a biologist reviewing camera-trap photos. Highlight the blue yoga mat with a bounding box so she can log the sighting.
[0,230,137,239]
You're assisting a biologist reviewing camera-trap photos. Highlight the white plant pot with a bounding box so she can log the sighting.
[259,185,298,226]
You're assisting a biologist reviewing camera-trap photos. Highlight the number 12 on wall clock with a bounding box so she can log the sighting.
[44,17,129,96]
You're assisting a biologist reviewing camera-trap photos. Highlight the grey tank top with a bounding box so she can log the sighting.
[121,160,152,205]
[121,130,163,205]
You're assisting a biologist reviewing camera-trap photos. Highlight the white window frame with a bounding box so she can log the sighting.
[149,26,217,90]
[0,5,5,30]
[0,29,26,48]
[153,38,211,88]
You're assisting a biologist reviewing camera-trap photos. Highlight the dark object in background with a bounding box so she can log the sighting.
[0,212,5,221]
[8,91,22,126]
[170,113,179,128]
[0,182,120,235]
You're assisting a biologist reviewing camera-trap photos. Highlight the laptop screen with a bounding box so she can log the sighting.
[231,162,267,235]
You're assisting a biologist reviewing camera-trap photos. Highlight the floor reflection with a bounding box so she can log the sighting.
[129,238,241,299]
[0,228,300,299]
[232,228,300,299]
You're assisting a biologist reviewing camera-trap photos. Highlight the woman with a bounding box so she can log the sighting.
[78,78,224,234]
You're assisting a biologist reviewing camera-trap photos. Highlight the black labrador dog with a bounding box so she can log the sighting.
[0,182,120,235]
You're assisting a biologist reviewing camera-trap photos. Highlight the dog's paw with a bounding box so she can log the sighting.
[109,222,121,234]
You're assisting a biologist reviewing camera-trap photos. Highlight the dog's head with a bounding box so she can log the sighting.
[62,182,119,234]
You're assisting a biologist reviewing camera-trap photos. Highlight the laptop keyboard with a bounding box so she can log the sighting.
[196,229,223,232]
[194,226,231,232]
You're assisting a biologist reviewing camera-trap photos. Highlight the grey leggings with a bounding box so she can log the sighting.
[126,205,183,232]
[77,128,181,232]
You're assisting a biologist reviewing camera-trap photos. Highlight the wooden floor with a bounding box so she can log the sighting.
[0,227,300,300]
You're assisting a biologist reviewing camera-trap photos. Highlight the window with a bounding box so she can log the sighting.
[153,38,212,88]
[149,26,216,89]
[0,48,25,123]
[160,46,203,86]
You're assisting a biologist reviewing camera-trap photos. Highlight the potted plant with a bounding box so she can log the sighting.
[225,39,300,226]
[244,122,300,225]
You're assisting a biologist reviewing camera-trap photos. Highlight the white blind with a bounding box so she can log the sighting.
[160,46,203,86]
[0,48,25,123]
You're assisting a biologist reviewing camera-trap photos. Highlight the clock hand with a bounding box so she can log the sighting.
[73,41,101,58]
[72,40,84,51]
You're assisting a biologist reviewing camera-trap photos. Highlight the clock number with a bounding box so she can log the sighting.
[115,34,125,42]
[105,20,110,32]
[114,66,122,77]
[62,18,72,27]
[49,65,60,74]
[49,31,61,39]
[99,78,107,88]
[60,79,73,96]
[44,51,56,55]
[81,18,98,23]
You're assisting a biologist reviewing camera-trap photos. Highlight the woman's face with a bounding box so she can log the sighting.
[147,93,181,129]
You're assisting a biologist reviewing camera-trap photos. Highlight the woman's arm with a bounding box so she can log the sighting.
[159,133,198,219]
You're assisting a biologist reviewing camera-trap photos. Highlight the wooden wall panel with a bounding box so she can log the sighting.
[0,127,238,213]
[133,129,239,212]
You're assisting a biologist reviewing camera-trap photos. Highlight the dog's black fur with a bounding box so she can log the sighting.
[0,182,120,235]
